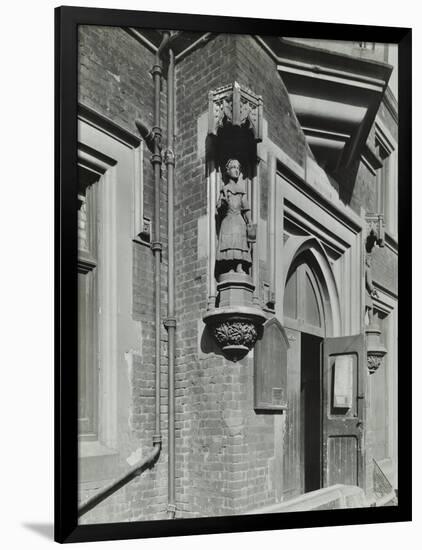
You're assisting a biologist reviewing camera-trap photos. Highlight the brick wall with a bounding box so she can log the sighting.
[173,33,310,517]
[174,33,236,518]
[78,25,169,523]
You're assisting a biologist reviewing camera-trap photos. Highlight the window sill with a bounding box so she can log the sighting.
[79,439,118,459]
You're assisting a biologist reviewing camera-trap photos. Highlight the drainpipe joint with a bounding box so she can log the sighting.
[151,63,162,78]
[151,241,163,253]
[150,153,162,166]
[163,317,177,329]
[152,125,162,140]
[167,503,176,519]
[152,434,162,446]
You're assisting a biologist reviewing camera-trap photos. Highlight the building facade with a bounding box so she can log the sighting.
[77,27,398,523]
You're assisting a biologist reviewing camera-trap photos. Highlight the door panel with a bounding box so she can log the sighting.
[322,334,366,489]
[328,436,358,486]
[283,328,302,498]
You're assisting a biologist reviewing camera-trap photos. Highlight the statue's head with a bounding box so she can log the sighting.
[224,159,241,180]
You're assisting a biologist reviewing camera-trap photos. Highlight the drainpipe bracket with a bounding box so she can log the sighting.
[151,241,163,252]
[163,149,176,166]
[163,317,177,329]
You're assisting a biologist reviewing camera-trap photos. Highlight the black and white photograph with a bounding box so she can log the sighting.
[53,4,411,544]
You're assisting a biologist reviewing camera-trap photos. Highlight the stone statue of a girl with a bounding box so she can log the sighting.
[216,159,255,276]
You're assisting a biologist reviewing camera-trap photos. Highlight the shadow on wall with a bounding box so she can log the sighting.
[200,325,225,357]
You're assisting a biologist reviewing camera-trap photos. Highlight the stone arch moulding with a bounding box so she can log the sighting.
[282,236,342,337]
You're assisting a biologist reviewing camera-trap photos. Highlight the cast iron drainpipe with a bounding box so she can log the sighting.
[78,31,172,520]
[150,30,172,453]
[163,47,176,520]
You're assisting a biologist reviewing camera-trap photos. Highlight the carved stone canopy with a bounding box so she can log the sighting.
[208,82,263,142]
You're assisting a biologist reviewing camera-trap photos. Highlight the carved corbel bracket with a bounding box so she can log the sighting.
[366,326,387,374]
[208,82,263,142]
[203,305,267,362]
[203,264,268,362]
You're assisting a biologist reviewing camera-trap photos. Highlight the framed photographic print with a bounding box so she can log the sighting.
[55,5,412,543]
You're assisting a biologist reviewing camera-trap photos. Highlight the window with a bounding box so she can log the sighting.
[78,166,100,439]
[77,109,145,474]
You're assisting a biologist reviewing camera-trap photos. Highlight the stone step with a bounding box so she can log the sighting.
[244,485,367,514]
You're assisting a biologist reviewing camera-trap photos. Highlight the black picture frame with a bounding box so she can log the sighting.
[55,5,412,543]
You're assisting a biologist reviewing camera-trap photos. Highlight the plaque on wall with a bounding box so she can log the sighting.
[332,354,354,409]
[254,317,289,411]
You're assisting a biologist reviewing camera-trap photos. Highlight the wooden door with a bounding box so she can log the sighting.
[283,327,302,499]
[322,334,366,489]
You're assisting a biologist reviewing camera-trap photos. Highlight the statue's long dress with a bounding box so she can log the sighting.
[216,182,251,265]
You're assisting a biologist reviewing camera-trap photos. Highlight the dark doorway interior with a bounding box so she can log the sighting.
[301,333,322,493]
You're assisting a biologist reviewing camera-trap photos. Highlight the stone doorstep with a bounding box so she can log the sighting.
[375,458,396,488]
[243,485,368,515]
[373,458,398,507]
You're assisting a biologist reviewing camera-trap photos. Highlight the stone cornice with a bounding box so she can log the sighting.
[256,36,393,86]
[375,117,397,154]
[255,36,393,185]
[361,143,383,175]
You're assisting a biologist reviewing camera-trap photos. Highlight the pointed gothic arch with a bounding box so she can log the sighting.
[282,236,342,337]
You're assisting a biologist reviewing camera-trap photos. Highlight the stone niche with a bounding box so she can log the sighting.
[202,82,267,361]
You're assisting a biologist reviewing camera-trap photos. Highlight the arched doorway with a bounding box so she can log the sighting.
[281,235,341,338]
[282,248,328,497]
[281,238,365,499]
[284,250,328,338]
